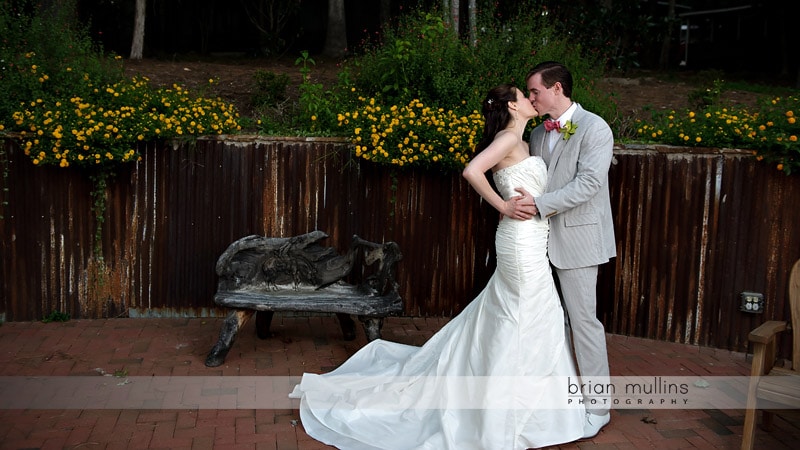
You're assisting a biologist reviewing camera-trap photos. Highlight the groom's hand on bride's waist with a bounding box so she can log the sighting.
[507,187,538,220]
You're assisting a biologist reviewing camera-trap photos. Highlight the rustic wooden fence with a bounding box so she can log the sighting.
[1,136,799,353]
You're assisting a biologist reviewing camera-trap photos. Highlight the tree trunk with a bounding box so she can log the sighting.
[322,0,347,58]
[450,0,460,36]
[130,0,146,60]
[468,0,476,46]
[442,0,451,28]
[659,0,676,69]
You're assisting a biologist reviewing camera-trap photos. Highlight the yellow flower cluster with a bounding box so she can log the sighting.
[12,74,240,169]
[637,108,760,147]
[338,97,483,171]
[636,95,799,174]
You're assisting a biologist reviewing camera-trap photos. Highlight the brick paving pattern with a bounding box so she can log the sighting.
[0,316,797,449]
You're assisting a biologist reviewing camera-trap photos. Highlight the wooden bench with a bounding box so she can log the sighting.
[204,231,403,367]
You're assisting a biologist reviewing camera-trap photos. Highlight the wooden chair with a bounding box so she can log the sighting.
[741,258,800,449]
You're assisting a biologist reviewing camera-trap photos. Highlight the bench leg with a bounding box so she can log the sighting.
[205,309,254,367]
[255,311,274,339]
[359,316,384,341]
[336,313,357,340]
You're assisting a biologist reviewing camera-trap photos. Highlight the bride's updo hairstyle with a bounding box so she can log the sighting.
[475,84,518,153]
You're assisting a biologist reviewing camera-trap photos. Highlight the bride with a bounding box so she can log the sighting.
[289,84,585,449]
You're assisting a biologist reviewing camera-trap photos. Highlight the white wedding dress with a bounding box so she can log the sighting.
[289,156,585,449]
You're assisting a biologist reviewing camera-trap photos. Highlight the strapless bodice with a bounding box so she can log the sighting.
[492,156,547,201]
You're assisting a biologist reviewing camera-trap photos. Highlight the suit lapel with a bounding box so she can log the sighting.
[539,130,552,165]
[530,127,547,157]
[549,135,565,168]
[546,104,586,183]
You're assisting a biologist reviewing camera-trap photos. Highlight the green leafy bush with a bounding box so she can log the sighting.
[350,13,478,108]
[254,51,355,136]
[251,69,290,109]
[334,8,613,171]
[42,310,70,323]
[687,76,724,110]
[0,0,122,126]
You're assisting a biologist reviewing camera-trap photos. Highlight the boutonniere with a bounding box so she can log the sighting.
[560,121,577,141]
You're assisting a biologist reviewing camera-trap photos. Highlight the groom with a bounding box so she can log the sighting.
[509,61,616,439]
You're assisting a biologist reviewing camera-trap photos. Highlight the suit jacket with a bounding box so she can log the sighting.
[529,103,616,269]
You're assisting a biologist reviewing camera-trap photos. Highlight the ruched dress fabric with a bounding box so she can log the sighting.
[289,156,585,449]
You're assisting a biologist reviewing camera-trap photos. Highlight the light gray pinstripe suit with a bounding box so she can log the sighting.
[529,103,616,414]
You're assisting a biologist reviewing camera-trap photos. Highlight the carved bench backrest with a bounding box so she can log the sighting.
[215,231,402,296]
[356,239,402,296]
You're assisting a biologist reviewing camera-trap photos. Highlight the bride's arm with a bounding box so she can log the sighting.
[462,133,518,218]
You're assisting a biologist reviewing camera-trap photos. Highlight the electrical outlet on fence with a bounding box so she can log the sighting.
[740,292,764,313]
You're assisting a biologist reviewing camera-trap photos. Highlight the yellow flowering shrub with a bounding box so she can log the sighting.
[12,74,240,170]
[338,97,484,172]
[636,95,800,175]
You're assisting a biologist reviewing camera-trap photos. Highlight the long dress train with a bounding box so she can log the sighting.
[289,156,585,449]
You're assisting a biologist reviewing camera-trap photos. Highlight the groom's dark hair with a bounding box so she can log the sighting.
[526,61,573,99]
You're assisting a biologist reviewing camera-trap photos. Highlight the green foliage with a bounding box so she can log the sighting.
[255,51,355,136]
[754,96,800,174]
[251,70,290,108]
[249,69,293,134]
[721,79,794,97]
[334,9,613,171]
[688,77,724,110]
[42,310,70,323]
[295,52,335,132]
[351,13,468,106]
[0,0,122,125]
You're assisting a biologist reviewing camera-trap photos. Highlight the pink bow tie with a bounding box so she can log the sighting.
[544,118,561,132]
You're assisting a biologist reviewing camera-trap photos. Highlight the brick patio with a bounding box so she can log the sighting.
[0,315,797,449]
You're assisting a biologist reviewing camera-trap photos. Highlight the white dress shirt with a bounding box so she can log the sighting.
[548,102,578,152]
